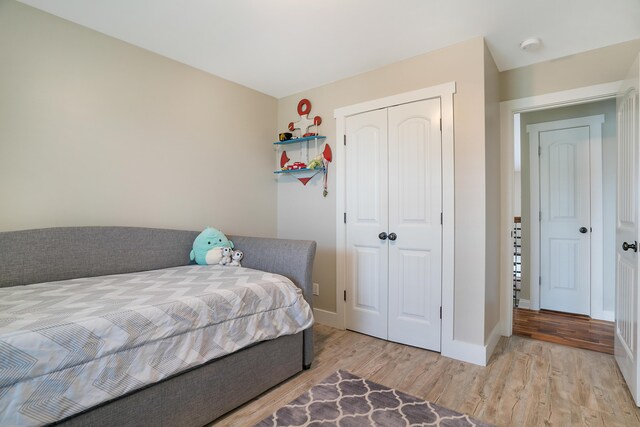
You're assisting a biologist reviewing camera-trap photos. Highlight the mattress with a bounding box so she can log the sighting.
[0,265,313,427]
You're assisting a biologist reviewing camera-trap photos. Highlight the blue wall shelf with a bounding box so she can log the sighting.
[273,135,326,145]
[274,167,325,174]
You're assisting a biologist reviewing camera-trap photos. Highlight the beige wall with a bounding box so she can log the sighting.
[484,42,501,341]
[0,0,278,237]
[277,37,490,345]
[501,38,640,101]
[518,99,617,315]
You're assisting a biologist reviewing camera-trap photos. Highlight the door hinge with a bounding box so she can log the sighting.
[538,146,541,156]
[439,306,442,319]
[344,290,347,301]
[440,212,443,225]
[343,135,346,146]
[344,212,347,224]
[539,211,542,221]
[439,118,442,131]
[539,276,542,286]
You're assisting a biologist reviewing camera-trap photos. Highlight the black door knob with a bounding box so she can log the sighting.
[388,233,397,241]
[622,241,638,252]
[579,227,588,234]
[378,232,388,240]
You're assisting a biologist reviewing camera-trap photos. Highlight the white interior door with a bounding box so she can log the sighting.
[615,53,640,406]
[539,126,591,315]
[387,99,442,350]
[345,109,389,340]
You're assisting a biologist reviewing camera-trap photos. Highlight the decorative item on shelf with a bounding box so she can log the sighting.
[274,99,332,194]
[287,162,307,170]
[280,151,290,169]
[279,132,292,141]
[288,99,322,138]
[307,155,322,170]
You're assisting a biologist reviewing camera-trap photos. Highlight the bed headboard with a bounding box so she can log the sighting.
[0,226,317,366]
[0,227,316,296]
[0,227,198,288]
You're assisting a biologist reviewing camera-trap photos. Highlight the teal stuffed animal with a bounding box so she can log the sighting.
[190,227,234,265]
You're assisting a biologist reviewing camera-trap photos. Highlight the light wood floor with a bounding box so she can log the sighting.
[214,324,640,427]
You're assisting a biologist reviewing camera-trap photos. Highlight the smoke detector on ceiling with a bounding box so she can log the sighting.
[520,38,542,51]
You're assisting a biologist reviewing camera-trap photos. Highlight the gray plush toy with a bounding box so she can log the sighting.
[230,250,244,267]
[218,247,233,266]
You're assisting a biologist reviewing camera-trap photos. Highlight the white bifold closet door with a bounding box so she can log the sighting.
[345,108,389,340]
[345,98,442,351]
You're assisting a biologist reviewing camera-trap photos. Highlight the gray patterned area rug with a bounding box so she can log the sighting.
[256,370,494,427]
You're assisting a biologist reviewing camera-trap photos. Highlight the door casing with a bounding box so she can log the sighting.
[499,81,622,336]
[527,115,605,316]
[335,83,464,361]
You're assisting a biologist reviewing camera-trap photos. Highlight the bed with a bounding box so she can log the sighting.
[0,227,316,426]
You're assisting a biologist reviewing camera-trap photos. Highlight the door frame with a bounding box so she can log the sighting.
[334,82,456,357]
[527,115,605,316]
[500,81,622,336]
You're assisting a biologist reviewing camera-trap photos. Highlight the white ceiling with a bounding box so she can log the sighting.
[18,0,640,98]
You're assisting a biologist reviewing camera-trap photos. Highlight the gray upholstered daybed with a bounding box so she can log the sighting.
[0,227,316,427]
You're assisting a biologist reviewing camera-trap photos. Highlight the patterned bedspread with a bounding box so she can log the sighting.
[0,265,313,427]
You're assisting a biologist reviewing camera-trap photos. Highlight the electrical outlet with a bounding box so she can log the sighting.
[313,282,320,296]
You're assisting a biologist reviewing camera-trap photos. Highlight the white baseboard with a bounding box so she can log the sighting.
[315,309,504,367]
[592,309,614,322]
[313,308,342,329]
[442,338,487,366]
[485,322,502,365]
[517,299,530,309]
[442,322,504,367]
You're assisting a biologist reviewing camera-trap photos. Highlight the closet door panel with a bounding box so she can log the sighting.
[388,99,442,351]
[345,109,389,340]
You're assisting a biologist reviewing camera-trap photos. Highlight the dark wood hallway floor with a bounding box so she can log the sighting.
[513,308,614,354]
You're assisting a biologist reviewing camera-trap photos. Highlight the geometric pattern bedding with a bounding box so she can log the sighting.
[0,265,313,427]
